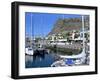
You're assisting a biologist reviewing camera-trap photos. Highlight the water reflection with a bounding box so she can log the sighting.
[33,50,45,62]
[25,50,56,68]
[25,48,89,68]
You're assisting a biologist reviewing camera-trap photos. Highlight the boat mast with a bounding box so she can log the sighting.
[42,15,44,47]
[82,15,85,52]
[41,14,43,48]
[31,13,33,48]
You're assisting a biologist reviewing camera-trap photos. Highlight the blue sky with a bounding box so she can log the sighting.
[25,12,82,37]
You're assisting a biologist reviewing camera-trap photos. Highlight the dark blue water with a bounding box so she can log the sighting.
[25,53,56,68]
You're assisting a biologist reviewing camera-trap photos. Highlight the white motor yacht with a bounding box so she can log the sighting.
[25,47,34,55]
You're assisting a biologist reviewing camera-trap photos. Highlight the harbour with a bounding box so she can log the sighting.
[25,13,90,68]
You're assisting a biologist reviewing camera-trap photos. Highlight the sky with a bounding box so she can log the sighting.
[25,12,82,38]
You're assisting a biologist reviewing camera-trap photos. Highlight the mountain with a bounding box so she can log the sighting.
[48,16,89,36]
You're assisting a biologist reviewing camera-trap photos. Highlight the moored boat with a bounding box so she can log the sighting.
[25,47,34,55]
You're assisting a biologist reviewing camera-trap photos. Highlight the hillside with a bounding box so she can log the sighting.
[48,16,89,35]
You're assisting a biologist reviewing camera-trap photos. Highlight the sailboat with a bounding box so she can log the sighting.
[51,16,87,66]
[25,13,34,55]
[60,15,86,64]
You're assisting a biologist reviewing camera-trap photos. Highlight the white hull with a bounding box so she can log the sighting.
[59,49,86,65]
[25,48,34,55]
[60,49,86,59]
[51,49,86,67]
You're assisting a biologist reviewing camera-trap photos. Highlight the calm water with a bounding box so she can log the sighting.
[25,52,57,68]
[25,49,89,68]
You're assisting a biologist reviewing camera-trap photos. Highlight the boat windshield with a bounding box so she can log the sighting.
[28,48,32,50]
